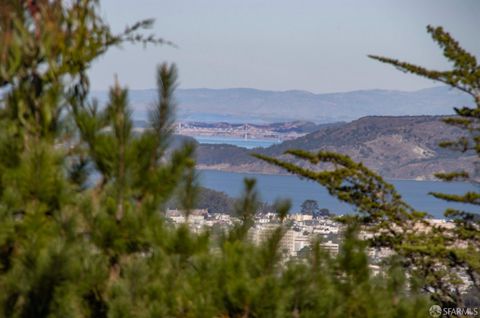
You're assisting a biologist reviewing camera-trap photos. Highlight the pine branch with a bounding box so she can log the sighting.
[426,26,478,79]
[434,171,470,182]
[253,151,414,223]
[430,191,480,206]
[368,55,475,97]
[177,163,199,219]
[106,82,132,222]
[147,63,178,169]
[369,26,480,99]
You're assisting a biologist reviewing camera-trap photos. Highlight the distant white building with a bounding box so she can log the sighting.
[320,241,339,255]
[289,213,313,222]
[166,209,208,227]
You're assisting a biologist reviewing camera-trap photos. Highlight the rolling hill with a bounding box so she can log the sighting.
[194,115,476,180]
[92,86,473,123]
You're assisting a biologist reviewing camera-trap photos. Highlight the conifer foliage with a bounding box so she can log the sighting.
[257,26,480,307]
[0,1,431,317]
[370,26,480,306]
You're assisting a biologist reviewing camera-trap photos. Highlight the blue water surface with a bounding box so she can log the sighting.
[199,170,477,218]
[193,136,280,149]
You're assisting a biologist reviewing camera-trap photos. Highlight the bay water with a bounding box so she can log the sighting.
[199,169,477,219]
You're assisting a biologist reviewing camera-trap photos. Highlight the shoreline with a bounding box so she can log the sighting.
[196,166,449,183]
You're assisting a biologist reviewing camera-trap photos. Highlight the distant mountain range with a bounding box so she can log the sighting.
[92,86,473,123]
[194,115,476,180]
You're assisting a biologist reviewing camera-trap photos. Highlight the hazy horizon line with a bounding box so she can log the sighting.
[91,85,449,95]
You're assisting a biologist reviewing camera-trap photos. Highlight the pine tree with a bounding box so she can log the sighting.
[0,1,431,317]
[369,25,480,306]
[255,26,480,307]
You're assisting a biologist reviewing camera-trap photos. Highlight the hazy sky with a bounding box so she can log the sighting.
[89,0,480,93]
